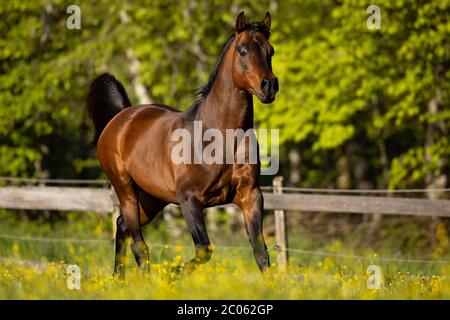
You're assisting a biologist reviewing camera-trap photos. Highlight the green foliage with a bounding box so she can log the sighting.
[0,0,449,191]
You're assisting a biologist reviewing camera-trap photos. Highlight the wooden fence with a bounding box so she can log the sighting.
[1,179,449,268]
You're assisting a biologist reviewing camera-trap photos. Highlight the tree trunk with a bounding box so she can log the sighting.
[119,10,153,105]
[425,94,446,199]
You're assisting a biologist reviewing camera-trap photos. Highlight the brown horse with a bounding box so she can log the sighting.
[87,12,278,277]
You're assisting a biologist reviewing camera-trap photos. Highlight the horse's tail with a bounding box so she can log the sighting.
[86,73,132,144]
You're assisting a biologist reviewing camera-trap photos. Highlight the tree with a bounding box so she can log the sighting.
[1,0,449,195]
[255,0,450,191]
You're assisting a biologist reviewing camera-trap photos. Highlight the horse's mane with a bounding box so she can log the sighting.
[189,22,270,111]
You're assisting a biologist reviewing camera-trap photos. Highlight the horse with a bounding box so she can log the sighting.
[86,12,279,278]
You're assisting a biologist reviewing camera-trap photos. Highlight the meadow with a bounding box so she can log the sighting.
[0,210,449,300]
[1,0,449,301]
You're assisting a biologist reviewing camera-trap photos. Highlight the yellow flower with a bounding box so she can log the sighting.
[11,243,20,256]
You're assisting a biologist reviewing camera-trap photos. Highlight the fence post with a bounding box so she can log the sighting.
[273,176,289,269]
[111,190,120,240]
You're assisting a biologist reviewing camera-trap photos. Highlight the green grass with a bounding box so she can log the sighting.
[0,211,449,299]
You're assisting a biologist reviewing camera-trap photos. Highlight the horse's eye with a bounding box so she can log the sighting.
[237,45,247,56]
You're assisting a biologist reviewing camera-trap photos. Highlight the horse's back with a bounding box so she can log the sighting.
[149,103,181,113]
[98,103,181,155]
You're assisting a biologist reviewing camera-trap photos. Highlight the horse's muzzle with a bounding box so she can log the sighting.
[260,77,279,104]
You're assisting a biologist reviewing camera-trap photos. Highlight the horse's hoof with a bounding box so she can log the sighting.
[169,264,185,281]
[112,272,126,280]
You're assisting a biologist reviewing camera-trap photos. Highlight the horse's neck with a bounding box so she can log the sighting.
[198,91,253,130]
[196,50,254,130]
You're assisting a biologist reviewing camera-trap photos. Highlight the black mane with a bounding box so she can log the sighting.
[189,22,270,110]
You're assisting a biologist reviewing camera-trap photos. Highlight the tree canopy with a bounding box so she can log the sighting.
[1,0,449,192]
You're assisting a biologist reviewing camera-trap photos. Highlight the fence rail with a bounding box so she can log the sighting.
[263,193,450,217]
[1,185,450,217]
[0,186,113,212]
[1,180,449,268]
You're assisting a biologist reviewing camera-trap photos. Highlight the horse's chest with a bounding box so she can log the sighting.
[199,167,235,206]
[200,166,257,206]
[177,163,257,207]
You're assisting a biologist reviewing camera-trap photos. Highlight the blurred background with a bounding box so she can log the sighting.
[0,0,449,264]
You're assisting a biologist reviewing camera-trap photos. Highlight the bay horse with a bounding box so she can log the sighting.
[87,12,279,277]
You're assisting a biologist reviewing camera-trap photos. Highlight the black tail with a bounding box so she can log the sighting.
[86,73,132,144]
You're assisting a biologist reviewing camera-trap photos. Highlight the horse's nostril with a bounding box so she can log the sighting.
[261,78,270,92]
[272,78,279,93]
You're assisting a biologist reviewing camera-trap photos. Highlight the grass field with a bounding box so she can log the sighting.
[0,210,449,299]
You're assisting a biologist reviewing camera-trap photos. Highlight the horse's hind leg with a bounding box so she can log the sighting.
[112,186,166,278]
[111,177,150,273]
[180,195,213,274]
[114,214,130,278]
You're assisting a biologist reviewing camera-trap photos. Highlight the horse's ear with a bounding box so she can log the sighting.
[236,12,247,33]
[263,12,271,30]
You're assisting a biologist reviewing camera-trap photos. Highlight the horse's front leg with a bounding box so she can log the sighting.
[234,187,270,271]
[180,195,213,274]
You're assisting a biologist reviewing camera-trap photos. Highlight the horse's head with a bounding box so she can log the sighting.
[232,12,279,104]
